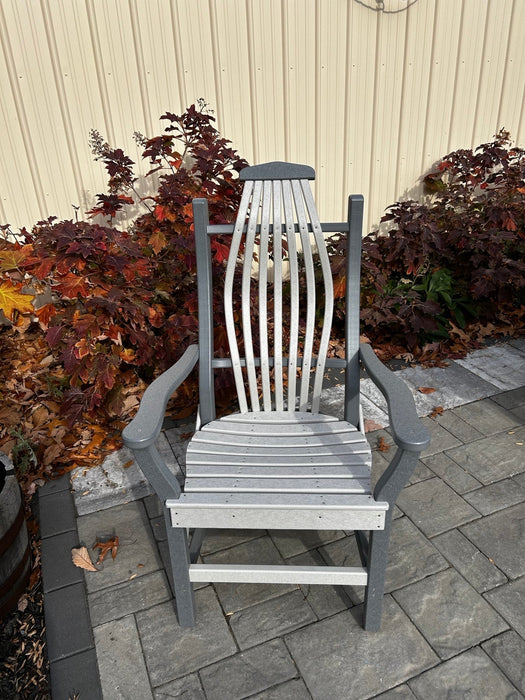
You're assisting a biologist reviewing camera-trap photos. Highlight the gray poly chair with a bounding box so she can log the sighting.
[122,162,430,631]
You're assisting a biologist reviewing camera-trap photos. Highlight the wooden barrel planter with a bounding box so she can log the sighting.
[0,453,31,618]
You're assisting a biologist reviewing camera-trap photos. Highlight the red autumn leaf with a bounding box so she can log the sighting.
[430,406,444,418]
[55,273,91,298]
[149,230,168,254]
[418,387,437,394]
[93,536,119,564]
[333,275,346,299]
[377,436,391,452]
[212,241,230,264]
[35,303,57,326]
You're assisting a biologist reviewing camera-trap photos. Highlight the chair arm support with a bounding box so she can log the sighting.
[122,345,199,450]
[359,343,430,453]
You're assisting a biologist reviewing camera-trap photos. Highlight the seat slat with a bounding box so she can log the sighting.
[220,412,340,424]
[169,492,385,508]
[187,465,370,477]
[202,422,358,436]
[188,443,371,458]
[184,476,371,494]
[187,454,371,469]
[191,434,369,448]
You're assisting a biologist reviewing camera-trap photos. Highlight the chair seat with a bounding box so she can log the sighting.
[166,412,388,531]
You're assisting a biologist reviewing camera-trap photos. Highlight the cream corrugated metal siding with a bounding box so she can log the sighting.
[0,0,524,232]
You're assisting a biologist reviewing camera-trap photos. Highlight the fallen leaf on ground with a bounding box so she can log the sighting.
[418,387,437,394]
[72,546,98,571]
[93,536,119,564]
[430,406,444,418]
[377,436,391,452]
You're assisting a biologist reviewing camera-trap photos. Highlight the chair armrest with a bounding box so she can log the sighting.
[359,343,430,453]
[122,345,199,450]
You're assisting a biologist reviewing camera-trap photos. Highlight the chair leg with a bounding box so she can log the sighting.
[363,513,393,632]
[189,528,205,563]
[164,507,196,627]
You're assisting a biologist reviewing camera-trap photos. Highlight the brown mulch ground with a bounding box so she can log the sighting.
[0,513,50,699]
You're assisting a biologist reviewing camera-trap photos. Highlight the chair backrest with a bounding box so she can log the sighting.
[193,161,364,427]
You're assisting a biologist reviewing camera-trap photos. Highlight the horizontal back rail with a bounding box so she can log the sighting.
[211,357,347,369]
[207,222,350,235]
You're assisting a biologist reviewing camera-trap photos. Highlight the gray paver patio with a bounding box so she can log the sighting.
[42,341,525,699]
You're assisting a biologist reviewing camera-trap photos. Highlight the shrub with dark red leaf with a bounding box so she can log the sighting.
[332,129,525,354]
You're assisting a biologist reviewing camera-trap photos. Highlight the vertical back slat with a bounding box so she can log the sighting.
[282,180,299,412]
[272,181,284,411]
[242,180,263,411]
[291,180,316,412]
[224,181,254,413]
[259,181,272,411]
[345,195,364,426]
[193,198,216,426]
[301,180,334,413]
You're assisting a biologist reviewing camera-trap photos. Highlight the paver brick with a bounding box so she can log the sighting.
[286,596,438,700]
[44,582,94,663]
[393,569,508,660]
[39,490,77,539]
[88,570,171,626]
[419,417,462,457]
[94,615,153,700]
[396,477,479,537]
[229,589,316,649]
[461,502,525,579]
[408,647,521,700]
[445,427,525,485]
[249,678,312,699]
[482,630,525,695]
[199,639,297,700]
[154,673,205,700]
[50,648,102,700]
[492,386,525,410]
[463,478,525,515]
[288,548,353,618]
[135,587,237,685]
[270,529,345,559]
[200,528,268,556]
[422,452,482,493]
[431,528,506,593]
[41,530,84,594]
[374,685,417,700]
[433,408,484,443]
[484,576,525,640]
[76,501,163,593]
[450,397,521,435]
[203,535,294,612]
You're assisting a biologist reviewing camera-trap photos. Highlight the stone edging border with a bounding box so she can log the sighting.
[39,474,103,700]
